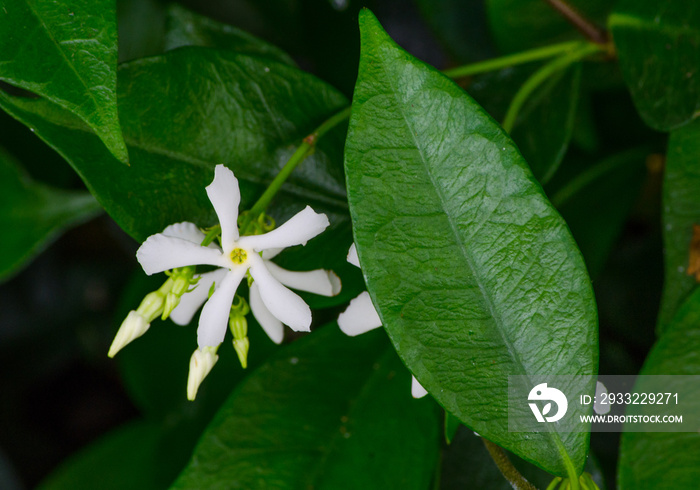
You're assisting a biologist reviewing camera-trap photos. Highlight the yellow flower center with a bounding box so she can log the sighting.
[230,248,247,265]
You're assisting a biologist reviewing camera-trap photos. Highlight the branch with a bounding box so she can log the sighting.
[544,0,607,45]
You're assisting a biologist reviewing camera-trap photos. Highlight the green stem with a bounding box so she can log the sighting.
[237,41,604,230]
[554,438,580,490]
[200,225,221,247]
[482,438,538,490]
[502,43,603,133]
[549,147,650,208]
[224,40,606,239]
[546,477,563,490]
[245,106,352,223]
[442,40,586,79]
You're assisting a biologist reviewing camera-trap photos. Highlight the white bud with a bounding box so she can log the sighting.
[186,347,219,401]
[108,311,150,358]
[233,337,250,369]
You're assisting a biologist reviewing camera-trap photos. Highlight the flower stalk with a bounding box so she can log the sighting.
[242,105,352,232]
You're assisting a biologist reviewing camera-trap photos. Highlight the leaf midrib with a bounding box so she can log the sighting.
[374,46,573,471]
[24,0,108,124]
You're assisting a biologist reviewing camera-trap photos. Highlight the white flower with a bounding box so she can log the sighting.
[338,244,427,399]
[136,164,338,349]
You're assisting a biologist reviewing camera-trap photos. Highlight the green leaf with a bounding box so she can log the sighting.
[0,147,101,281]
[486,0,610,53]
[618,288,700,490]
[511,63,582,184]
[0,0,127,162]
[172,326,441,489]
[609,1,700,131]
[345,10,598,476]
[0,46,357,306]
[117,0,166,63]
[441,428,557,490]
[0,47,348,241]
[38,421,163,490]
[442,428,607,489]
[444,411,461,444]
[164,4,296,66]
[658,118,700,331]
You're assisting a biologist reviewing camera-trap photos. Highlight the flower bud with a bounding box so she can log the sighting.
[187,347,219,401]
[162,267,197,320]
[229,314,248,341]
[108,311,150,358]
[162,292,181,321]
[137,290,167,323]
[233,337,250,369]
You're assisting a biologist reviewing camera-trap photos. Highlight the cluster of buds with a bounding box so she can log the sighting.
[107,266,198,358]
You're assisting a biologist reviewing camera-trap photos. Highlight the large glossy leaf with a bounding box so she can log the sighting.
[345,10,598,476]
[658,118,700,331]
[609,1,700,131]
[441,427,553,490]
[0,47,347,238]
[0,0,127,163]
[164,4,295,66]
[0,47,356,305]
[0,147,101,281]
[618,288,700,489]
[486,0,610,53]
[171,326,441,489]
[441,427,606,489]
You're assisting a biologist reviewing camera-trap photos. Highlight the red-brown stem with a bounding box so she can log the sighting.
[544,0,607,45]
[482,438,539,490]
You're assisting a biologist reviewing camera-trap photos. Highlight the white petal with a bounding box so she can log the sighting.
[162,222,205,244]
[265,261,341,297]
[337,291,382,336]
[137,234,228,275]
[249,282,284,344]
[347,243,360,268]
[170,269,228,326]
[197,268,246,347]
[248,256,311,332]
[162,222,221,250]
[261,247,284,260]
[411,376,428,398]
[206,165,241,252]
[238,206,329,251]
